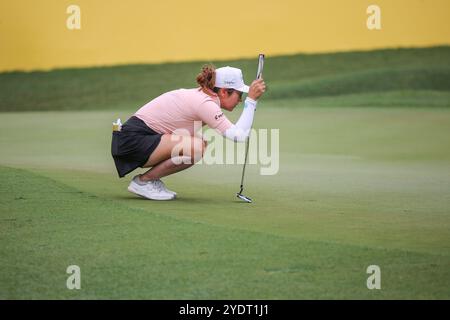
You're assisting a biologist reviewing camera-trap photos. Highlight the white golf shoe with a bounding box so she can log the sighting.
[128,176,175,201]
[152,179,177,197]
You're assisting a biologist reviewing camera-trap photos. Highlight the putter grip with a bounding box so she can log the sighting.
[256,54,264,79]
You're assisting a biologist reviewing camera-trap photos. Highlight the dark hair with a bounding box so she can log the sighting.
[196,64,216,90]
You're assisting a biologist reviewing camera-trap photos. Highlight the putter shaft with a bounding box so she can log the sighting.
[236,54,264,203]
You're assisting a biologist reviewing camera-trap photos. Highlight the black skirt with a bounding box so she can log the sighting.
[111,116,162,178]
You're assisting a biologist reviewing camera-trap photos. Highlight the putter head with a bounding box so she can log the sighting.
[237,193,252,203]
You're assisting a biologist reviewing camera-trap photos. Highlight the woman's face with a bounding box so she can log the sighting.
[218,89,243,111]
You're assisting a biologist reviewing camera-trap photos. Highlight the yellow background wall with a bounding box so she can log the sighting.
[1,0,449,72]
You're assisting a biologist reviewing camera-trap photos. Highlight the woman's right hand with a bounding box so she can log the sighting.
[247,78,266,101]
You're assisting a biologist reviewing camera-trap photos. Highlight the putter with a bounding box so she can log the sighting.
[236,53,265,203]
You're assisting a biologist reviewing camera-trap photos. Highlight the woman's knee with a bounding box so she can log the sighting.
[187,137,206,163]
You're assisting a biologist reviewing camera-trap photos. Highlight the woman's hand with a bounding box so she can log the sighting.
[247,78,266,101]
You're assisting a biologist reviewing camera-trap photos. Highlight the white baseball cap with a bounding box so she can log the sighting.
[215,66,249,93]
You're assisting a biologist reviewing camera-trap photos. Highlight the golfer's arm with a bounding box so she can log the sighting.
[224,97,257,142]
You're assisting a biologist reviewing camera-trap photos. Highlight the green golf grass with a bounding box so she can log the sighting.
[1,47,450,299]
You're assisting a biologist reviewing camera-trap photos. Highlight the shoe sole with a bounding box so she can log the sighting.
[128,184,175,201]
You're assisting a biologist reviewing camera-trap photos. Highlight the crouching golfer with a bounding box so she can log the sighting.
[111,65,266,200]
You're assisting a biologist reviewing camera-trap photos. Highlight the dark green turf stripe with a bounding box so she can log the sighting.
[1,47,449,111]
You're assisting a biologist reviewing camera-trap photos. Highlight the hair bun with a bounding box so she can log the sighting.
[196,64,216,90]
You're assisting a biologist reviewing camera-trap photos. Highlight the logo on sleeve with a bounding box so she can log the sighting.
[215,112,224,120]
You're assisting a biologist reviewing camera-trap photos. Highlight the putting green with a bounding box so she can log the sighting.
[1,104,449,299]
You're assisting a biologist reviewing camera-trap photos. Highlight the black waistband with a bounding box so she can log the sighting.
[122,116,159,135]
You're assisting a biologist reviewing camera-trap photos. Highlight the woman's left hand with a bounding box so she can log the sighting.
[247,78,266,101]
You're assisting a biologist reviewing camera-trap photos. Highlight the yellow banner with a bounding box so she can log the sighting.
[1,0,449,71]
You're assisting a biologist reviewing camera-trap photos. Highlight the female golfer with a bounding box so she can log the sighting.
[111,64,266,200]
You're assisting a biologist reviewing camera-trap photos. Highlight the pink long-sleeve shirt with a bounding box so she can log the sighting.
[134,88,233,136]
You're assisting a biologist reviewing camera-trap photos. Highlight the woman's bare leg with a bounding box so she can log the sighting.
[139,134,205,182]
[139,157,193,181]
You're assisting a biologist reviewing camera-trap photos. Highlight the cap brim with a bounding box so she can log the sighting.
[236,85,249,93]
